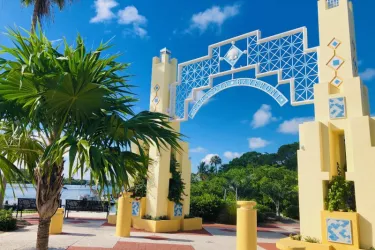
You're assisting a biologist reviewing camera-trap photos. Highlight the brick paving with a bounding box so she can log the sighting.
[0,212,299,250]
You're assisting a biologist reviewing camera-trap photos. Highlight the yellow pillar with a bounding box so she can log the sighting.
[236,201,257,250]
[115,193,133,237]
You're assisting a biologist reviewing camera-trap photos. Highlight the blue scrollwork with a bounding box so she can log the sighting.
[189,78,288,119]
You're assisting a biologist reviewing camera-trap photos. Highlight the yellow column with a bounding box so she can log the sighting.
[115,193,133,237]
[178,141,192,216]
[146,48,179,218]
[236,201,257,250]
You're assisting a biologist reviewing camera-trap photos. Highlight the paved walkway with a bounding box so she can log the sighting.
[0,212,299,250]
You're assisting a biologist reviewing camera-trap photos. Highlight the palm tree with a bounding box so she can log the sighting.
[21,0,74,31]
[197,162,208,181]
[210,155,222,174]
[0,28,182,250]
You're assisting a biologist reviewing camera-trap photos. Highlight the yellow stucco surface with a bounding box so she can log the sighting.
[132,217,181,233]
[181,218,203,231]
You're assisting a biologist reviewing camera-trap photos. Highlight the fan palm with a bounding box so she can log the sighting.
[21,0,74,31]
[210,155,222,174]
[0,27,182,250]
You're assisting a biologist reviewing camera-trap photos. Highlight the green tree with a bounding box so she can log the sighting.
[252,166,298,216]
[210,155,222,174]
[0,28,181,250]
[276,142,299,171]
[197,162,209,181]
[168,154,186,204]
[21,0,75,31]
[223,168,253,201]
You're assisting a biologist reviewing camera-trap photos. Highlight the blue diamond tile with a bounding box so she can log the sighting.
[132,201,140,216]
[223,45,243,67]
[328,56,344,70]
[174,203,183,217]
[330,76,343,87]
[328,38,341,49]
[153,96,160,104]
[154,84,160,92]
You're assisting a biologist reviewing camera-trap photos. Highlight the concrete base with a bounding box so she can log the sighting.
[132,217,180,233]
[107,214,117,225]
[180,218,203,231]
[276,238,333,250]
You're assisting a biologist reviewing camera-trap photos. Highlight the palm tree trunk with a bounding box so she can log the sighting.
[0,173,6,209]
[31,0,41,32]
[35,162,64,250]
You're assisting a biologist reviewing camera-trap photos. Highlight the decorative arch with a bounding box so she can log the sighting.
[169,27,319,122]
[189,78,288,119]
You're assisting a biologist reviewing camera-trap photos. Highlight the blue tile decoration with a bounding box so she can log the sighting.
[329,97,346,119]
[153,96,160,105]
[328,38,341,50]
[174,203,183,217]
[327,218,352,244]
[330,76,343,87]
[327,0,340,9]
[154,84,160,92]
[132,201,140,216]
[328,55,344,70]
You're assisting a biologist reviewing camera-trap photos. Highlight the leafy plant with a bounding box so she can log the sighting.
[128,173,147,198]
[184,214,195,219]
[304,236,320,243]
[0,209,17,231]
[142,214,152,220]
[217,201,237,225]
[325,163,356,212]
[289,234,302,241]
[155,215,169,221]
[168,154,186,204]
[191,193,224,222]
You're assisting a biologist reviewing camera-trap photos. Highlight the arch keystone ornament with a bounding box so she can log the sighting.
[135,1,375,249]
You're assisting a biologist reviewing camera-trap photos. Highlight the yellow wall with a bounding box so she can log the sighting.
[297,0,375,248]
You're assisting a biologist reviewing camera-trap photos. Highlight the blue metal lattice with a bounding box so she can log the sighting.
[172,28,319,121]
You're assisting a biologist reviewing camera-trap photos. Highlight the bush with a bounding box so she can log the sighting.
[0,209,17,231]
[283,205,300,219]
[190,193,224,222]
[217,201,237,225]
[255,204,273,224]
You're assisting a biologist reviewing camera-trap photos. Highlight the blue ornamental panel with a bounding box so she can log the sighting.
[327,0,340,9]
[326,218,352,244]
[172,28,319,121]
[132,201,140,216]
[174,203,183,217]
[329,97,346,119]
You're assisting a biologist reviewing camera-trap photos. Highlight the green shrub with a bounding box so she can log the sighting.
[155,215,169,221]
[168,154,186,204]
[142,214,152,220]
[289,234,302,241]
[0,209,17,231]
[283,205,300,219]
[255,204,272,223]
[190,193,224,222]
[217,201,237,225]
[184,214,195,219]
[304,236,320,243]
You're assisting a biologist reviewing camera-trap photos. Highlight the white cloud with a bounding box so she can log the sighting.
[118,6,148,38]
[188,4,240,33]
[278,117,314,134]
[251,104,277,128]
[190,147,207,153]
[360,68,375,81]
[118,6,147,25]
[248,137,270,150]
[223,151,242,160]
[201,154,218,165]
[90,0,118,23]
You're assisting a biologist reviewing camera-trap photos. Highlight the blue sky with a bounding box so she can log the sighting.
[1,0,375,173]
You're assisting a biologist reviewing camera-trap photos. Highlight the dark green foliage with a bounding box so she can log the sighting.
[0,209,17,231]
[128,173,147,198]
[304,236,320,243]
[289,234,302,241]
[255,204,273,223]
[326,163,356,212]
[142,214,152,220]
[155,215,169,221]
[282,205,300,219]
[217,201,237,225]
[168,154,186,204]
[184,214,195,219]
[190,193,224,222]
